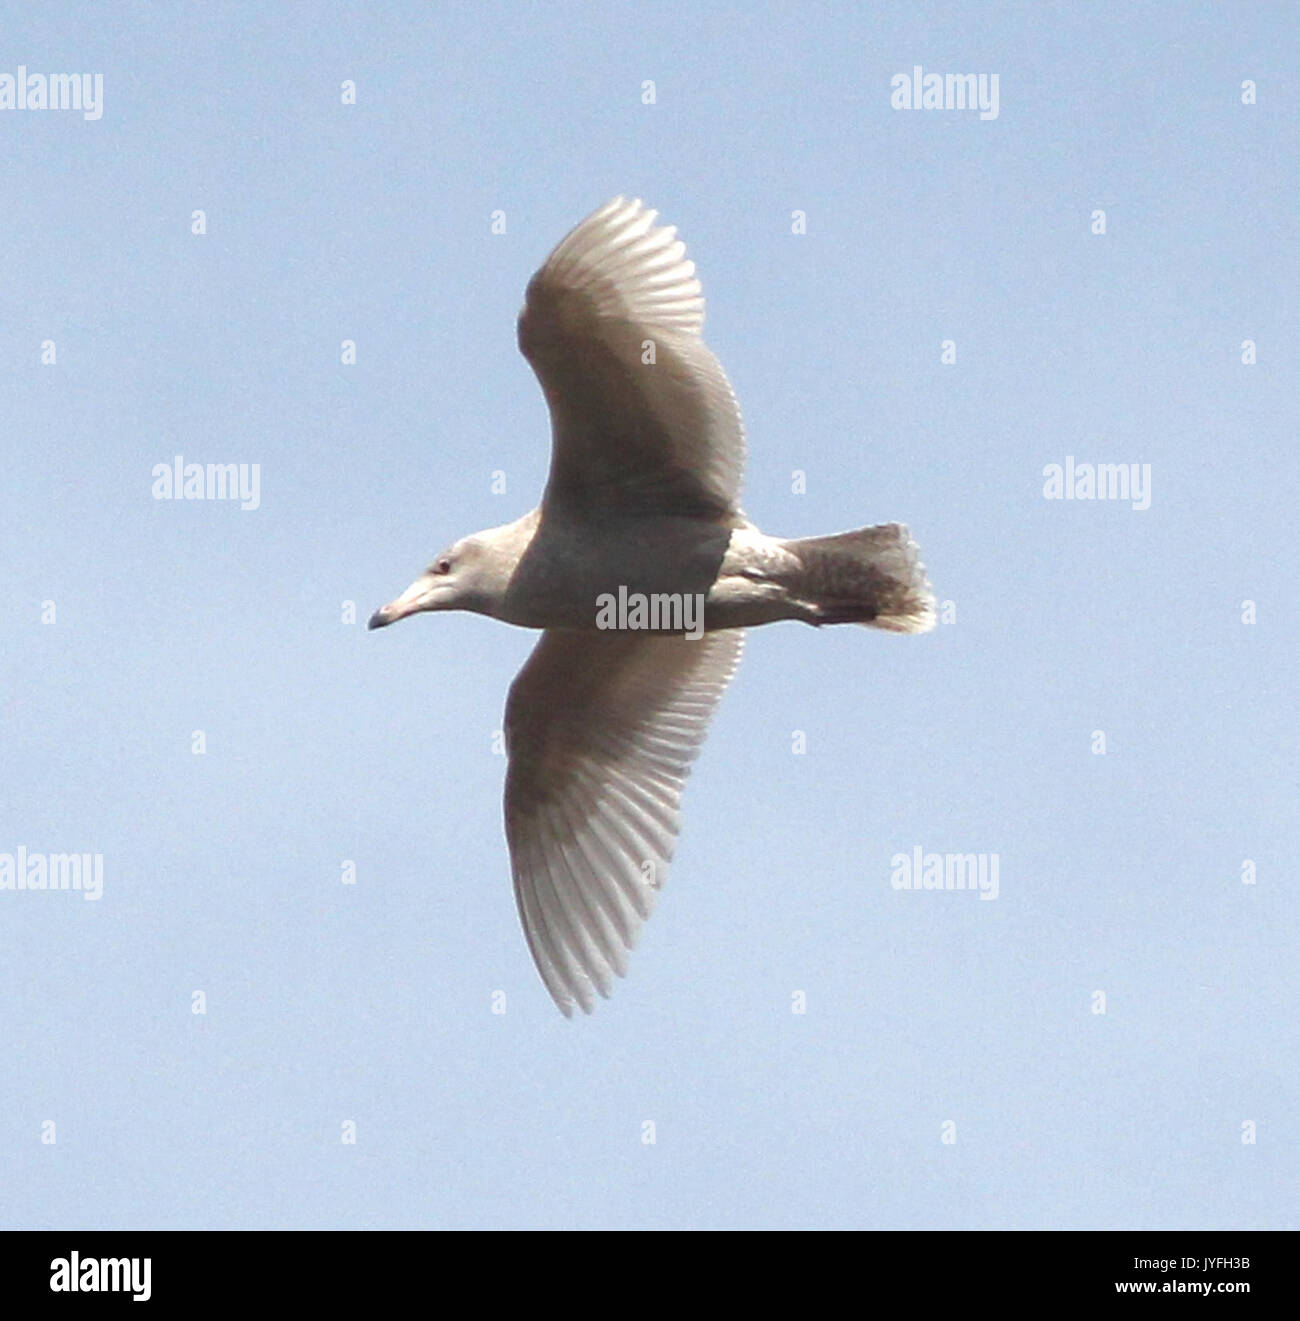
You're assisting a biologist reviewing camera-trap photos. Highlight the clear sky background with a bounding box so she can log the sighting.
[2,1,1295,1230]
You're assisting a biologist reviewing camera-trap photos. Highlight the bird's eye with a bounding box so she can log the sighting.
[435,558,452,575]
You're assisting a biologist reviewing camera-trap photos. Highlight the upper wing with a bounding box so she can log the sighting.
[503,627,744,1015]
[517,196,746,521]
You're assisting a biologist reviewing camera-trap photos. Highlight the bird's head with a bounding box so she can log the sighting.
[368,538,487,629]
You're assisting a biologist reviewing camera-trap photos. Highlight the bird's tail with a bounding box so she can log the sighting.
[786,522,936,633]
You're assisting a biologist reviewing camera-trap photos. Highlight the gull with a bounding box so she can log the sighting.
[370,197,935,1016]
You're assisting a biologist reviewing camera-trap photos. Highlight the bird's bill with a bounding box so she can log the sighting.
[368,573,441,629]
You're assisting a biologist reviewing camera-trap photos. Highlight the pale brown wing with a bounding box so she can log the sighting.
[503,627,744,1015]
[518,196,745,521]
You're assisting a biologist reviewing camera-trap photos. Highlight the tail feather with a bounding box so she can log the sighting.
[788,523,936,633]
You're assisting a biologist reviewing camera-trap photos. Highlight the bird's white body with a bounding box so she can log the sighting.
[456,510,817,632]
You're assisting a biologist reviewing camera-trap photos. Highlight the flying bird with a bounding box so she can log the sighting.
[371,197,935,1016]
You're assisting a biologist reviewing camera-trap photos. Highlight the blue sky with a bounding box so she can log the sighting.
[2,1,1295,1229]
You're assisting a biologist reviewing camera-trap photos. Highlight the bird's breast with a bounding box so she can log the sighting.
[496,516,744,631]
